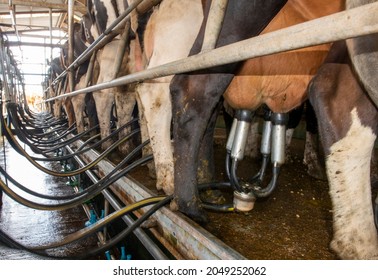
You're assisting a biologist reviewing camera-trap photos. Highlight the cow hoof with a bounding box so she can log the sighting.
[200,189,226,205]
[172,198,208,225]
[306,164,327,181]
[147,163,157,180]
[185,209,208,225]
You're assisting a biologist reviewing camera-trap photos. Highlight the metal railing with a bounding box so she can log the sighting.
[43,1,378,103]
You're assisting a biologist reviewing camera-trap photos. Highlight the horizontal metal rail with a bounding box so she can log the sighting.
[44,1,378,103]
[51,0,145,85]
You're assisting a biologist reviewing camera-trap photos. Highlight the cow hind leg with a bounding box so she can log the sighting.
[93,91,114,151]
[309,64,378,259]
[137,83,174,195]
[71,94,86,134]
[115,89,138,155]
[326,109,378,259]
[170,74,233,223]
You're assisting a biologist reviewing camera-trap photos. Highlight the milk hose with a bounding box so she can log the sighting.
[0,139,149,201]
[0,154,153,210]
[2,119,137,177]
[30,196,168,250]
[0,195,170,259]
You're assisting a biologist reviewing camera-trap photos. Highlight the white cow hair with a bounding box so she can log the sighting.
[327,108,378,259]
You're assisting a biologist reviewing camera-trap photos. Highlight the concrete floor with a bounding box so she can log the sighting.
[0,140,97,260]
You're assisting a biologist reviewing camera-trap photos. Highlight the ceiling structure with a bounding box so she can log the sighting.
[0,1,88,93]
[0,0,86,37]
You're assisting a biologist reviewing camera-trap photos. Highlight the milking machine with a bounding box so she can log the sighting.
[225,110,256,212]
[202,107,289,213]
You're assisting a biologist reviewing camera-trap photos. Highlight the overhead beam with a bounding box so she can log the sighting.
[4,33,65,40]
[1,28,64,34]
[0,1,86,13]
[6,41,64,48]
[0,9,66,16]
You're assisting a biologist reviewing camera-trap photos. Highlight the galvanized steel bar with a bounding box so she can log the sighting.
[44,2,378,102]
[201,0,228,52]
[67,0,75,92]
[51,0,145,85]
[136,0,162,14]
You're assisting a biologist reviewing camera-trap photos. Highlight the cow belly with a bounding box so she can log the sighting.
[224,75,312,112]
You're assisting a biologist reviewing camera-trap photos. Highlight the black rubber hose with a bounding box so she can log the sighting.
[2,120,138,178]
[252,163,281,198]
[30,196,167,251]
[197,181,234,212]
[0,154,153,210]
[0,139,148,201]
[71,195,173,260]
[0,196,170,260]
[230,159,245,193]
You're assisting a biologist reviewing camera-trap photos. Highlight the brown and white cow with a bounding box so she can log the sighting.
[346,0,378,107]
[170,0,378,259]
[309,40,378,259]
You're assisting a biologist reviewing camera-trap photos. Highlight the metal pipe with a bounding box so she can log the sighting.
[67,0,75,92]
[136,0,162,14]
[110,19,131,79]
[8,2,20,43]
[0,0,87,13]
[201,0,228,52]
[49,8,53,65]
[0,40,11,102]
[44,2,378,103]
[51,0,145,85]
[5,41,64,48]
[0,9,66,16]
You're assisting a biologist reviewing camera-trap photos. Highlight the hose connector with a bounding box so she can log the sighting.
[233,190,256,212]
[85,209,97,227]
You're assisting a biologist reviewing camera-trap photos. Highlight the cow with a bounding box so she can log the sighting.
[85,0,141,153]
[346,0,378,108]
[60,19,99,136]
[170,0,288,221]
[46,57,75,127]
[169,0,377,259]
[134,0,203,194]
[308,40,378,259]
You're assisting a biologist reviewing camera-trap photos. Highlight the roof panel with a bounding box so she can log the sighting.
[0,0,86,35]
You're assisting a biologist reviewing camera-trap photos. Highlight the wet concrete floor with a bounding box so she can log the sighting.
[0,139,97,260]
